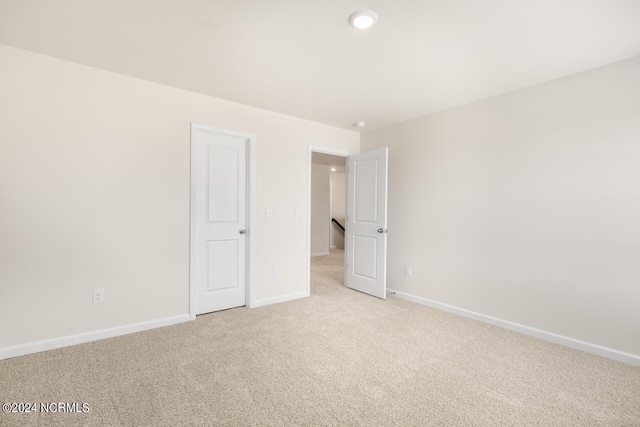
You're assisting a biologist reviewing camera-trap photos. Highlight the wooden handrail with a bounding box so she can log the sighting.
[331,218,345,232]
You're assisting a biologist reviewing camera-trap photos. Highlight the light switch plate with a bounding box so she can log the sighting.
[266,209,273,220]
[295,209,304,219]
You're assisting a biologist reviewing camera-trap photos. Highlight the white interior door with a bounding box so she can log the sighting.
[345,147,388,299]
[192,125,247,314]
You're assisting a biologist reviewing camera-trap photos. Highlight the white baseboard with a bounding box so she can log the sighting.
[0,314,190,361]
[387,289,640,367]
[252,290,309,308]
[310,252,330,257]
[330,245,337,249]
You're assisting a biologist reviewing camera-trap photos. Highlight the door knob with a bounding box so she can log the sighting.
[239,229,247,234]
[377,228,384,233]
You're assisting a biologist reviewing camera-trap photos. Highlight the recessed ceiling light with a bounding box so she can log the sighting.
[331,168,337,172]
[348,10,378,30]
[354,121,366,128]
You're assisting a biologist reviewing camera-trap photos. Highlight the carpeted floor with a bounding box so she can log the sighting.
[1,249,639,426]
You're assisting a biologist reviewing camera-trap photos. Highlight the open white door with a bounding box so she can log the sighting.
[345,147,388,299]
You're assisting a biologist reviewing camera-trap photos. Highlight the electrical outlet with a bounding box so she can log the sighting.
[404,266,412,277]
[272,267,280,279]
[93,288,105,304]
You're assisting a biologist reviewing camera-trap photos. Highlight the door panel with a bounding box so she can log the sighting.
[353,235,377,280]
[207,146,240,222]
[346,148,388,299]
[193,126,247,314]
[354,158,379,223]
[206,239,238,291]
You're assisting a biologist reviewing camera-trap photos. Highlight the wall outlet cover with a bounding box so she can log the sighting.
[92,288,105,304]
[404,266,412,277]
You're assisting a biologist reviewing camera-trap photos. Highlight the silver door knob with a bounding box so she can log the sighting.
[377,228,384,233]
[239,229,247,234]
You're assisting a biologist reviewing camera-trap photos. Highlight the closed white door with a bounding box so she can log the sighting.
[192,125,247,314]
[345,148,388,299]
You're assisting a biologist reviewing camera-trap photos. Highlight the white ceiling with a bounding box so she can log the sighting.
[1,0,639,132]
[312,152,346,173]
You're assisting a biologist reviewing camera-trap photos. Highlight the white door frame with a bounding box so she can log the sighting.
[190,123,256,320]
[307,145,353,295]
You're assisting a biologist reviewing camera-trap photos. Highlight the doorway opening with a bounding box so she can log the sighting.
[307,145,389,300]
[307,147,349,295]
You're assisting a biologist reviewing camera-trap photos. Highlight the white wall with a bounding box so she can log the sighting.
[310,164,330,256]
[330,172,346,249]
[362,55,640,358]
[0,44,359,353]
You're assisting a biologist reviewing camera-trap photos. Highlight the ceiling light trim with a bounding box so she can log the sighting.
[348,10,378,30]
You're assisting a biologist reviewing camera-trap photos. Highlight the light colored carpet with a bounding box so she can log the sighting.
[1,249,639,426]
